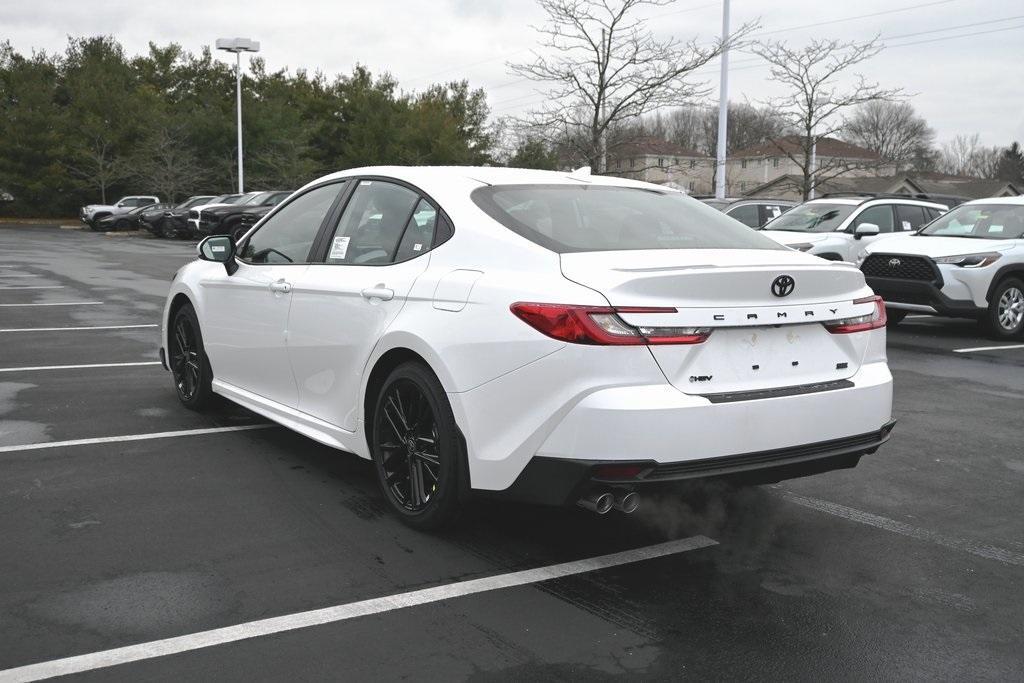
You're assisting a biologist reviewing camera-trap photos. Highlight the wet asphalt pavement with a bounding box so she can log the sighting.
[1,224,1022,681]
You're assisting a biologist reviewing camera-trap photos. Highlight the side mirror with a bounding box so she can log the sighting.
[854,223,880,239]
[197,235,238,275]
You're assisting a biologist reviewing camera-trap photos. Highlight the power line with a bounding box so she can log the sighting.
[752,0,964,37]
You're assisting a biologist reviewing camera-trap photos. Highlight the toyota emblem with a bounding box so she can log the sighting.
[771,275,795,297]
[888,258,902,268]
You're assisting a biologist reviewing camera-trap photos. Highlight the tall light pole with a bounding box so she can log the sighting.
[714,0,730,200]
[216,38,260,193]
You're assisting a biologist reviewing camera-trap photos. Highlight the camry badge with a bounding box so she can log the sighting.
[771,275,795,297]
[888,258,902,268]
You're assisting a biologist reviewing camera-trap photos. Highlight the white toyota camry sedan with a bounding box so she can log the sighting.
[160,166,895,529]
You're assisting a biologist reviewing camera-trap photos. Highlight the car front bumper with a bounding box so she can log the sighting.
[866,275,984,317]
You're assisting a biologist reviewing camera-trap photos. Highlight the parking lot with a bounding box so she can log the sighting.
[1,223,1022,680]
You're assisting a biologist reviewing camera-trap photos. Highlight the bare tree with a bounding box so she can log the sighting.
[844,101,934,172]
[938,134,1002,178]
[752,37,901,199]
[64,135,131,204]
[131,126,206,203]
[510,0,755,172]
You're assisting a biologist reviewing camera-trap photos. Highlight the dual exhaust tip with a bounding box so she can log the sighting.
[578,489,639,515]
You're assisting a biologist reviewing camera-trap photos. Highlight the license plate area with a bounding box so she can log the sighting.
[648,323,861,395]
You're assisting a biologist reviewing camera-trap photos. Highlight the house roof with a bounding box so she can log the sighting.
[612,136,708,158]
[732,136,881,160]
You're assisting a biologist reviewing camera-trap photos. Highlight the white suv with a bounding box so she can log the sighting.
[761,195,947,263]
[862,197,1024,338]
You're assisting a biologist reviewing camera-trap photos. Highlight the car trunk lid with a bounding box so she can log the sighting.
[560,249,876,395]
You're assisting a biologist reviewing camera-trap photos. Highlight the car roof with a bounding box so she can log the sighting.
[311,166,674,192]
[802,197,947,209]
[960,196,1024,207]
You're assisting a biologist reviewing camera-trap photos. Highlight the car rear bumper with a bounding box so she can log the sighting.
[459,351,894,503]
[499,420,896,506]
[866,276,983,318]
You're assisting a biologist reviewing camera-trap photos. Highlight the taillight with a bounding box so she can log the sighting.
[510,302,711,345]
[824,296,887,334]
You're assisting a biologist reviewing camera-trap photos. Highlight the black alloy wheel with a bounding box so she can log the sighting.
[230,224,249,244]
[371,362,465,529]
[169,305,214,410]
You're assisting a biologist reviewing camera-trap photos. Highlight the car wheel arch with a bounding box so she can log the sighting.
[363,347,440,450]
[985,265,1024,303]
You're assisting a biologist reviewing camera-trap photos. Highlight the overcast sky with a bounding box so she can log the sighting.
[3,0,1022,147]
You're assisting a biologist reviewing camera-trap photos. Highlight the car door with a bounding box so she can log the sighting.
[286,179,443,431]
[200,181,346,407]
[845,204,896,261]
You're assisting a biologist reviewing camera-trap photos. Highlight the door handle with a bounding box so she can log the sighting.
[269,279,292,294]
[361,285,394,301]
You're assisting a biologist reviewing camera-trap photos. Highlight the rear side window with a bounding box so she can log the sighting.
[895,204,926,231]
[325,181,420,265]
[471,185,783,253]
[852,205,895,233]
[726,204,760,227]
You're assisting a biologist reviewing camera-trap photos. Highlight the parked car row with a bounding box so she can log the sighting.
[79,190,295,240]
[731,192,1023,340]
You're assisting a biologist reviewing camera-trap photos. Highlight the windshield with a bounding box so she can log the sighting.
[919,203,1024,240]
[471,184,785,253]
[763,202,855,232]
[177,196,214,210]
[242,192,273,205]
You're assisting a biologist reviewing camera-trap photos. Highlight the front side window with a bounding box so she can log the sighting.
[471,184,784,253]
[765,202,856,233]
[895,204,927,231]
[238,182,343,264]
[325,181,420,265]
[728,203,760,227]
[853,205,895,233]
[919,204,1024,239]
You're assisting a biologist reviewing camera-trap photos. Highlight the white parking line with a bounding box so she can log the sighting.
[952,344,1024,353]
[0,301,103,307]
[0,324,158,333]
[780,491,1024,567]
[0,424,275,454]
[0,285,63,290]
[0,361,161,374]
[0,535,716,681]
[0,274,39,277]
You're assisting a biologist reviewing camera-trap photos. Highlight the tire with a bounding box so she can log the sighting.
[168,304,215,411]
[230,223,249,243]
[886,309,907,327]
[985,277,1024,339]
[370,361,466,530]
[115,219,130,231]
[160,219,176,239]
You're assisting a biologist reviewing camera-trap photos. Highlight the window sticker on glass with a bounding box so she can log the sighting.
[990,225,1004,233]
[413,243,423,252]
[772,207,782,217]
[901,220,912,230]
[329,235,351,260]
